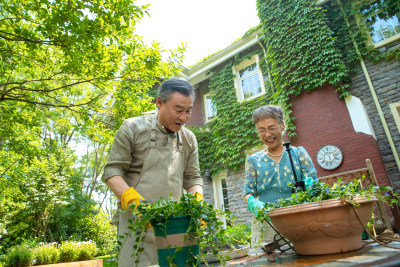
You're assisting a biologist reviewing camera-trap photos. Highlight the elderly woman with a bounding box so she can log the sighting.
[243,105,318,249]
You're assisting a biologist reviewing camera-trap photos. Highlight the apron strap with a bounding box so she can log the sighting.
[150,115,157,148]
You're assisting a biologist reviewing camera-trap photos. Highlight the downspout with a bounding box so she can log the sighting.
[337,0,400,176]
[257,34,276,93]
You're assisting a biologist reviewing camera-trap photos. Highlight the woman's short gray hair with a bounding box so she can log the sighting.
[157,78,196,103]
[252,105,284,125]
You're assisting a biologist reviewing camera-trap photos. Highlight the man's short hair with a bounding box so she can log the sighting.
[157,78,196,103]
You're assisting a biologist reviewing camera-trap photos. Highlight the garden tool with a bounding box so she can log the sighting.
[262,218,294,253]
[283,142,305,192]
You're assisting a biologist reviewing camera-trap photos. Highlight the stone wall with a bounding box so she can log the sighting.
[349,43,400,191]
[225,168,252,225]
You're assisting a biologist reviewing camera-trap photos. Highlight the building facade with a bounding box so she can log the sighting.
[182,0,400,228]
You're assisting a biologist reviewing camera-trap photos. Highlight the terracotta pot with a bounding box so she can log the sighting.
[269,196,376,255]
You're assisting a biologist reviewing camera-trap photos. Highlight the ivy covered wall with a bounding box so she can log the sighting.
[185,0,400,223]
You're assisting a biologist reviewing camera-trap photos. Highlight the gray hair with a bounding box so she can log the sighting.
[252,105,284,125]
[157,78,196,103]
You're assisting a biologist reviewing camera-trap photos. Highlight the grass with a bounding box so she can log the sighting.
[96,254,117,267]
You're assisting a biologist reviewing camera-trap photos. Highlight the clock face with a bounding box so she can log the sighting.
[316,145,343,170]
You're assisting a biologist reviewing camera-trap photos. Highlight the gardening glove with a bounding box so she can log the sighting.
[194,192,207,229]
[121,187,145,210]
[304,177,317,189]
[247,195,265,217]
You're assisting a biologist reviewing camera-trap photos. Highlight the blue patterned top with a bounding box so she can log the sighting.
[243,146,318,203]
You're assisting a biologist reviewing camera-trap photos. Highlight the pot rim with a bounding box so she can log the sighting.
[268,195,377,217]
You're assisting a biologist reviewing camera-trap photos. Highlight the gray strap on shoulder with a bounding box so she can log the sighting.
[150,116,157,148]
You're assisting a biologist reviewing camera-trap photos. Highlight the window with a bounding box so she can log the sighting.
[233,54,266,102]
[389,102,400,134]
[203,93,217,122]
[358,0,400,47]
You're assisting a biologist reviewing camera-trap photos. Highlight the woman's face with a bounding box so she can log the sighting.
[256,117,285,151]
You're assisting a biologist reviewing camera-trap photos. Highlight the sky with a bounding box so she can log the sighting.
[134,0,260,67]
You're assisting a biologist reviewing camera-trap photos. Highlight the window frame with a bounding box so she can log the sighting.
[355,0,400,48]
[389,102,400,134]
[203,93,217,123]
[232,54,266,102]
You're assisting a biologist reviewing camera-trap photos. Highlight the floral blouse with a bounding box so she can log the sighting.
[243,145,318,203]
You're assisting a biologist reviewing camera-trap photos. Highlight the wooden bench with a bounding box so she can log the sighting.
[319,159,393,232]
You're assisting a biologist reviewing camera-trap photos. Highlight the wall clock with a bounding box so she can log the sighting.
[316,145,343,170]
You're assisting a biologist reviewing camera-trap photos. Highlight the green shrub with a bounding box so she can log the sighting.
[77,241,97,261]
[82,210,117,255]
[59,242,80,263]
[59,241,97,263]
[225,224,251,246]
[32,243,59,265]
[6,245,32,267]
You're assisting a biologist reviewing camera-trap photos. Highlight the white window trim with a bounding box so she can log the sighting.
[389,102,400,134]
[203,93,217,123]
[212,172,227,229]
[232,54,266,103]
[355,0,400,48]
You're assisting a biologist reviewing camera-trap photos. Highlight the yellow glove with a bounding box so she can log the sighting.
[121,187,145,210]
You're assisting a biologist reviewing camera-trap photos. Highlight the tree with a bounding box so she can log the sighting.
[0,0,185,252]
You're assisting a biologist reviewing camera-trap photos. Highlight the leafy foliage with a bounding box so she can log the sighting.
[4,245,32,267]
[123,193,235,265]
[257,177,400,220]
[324,0,400,66]
[0,0,183,255]
[32,243,60,265]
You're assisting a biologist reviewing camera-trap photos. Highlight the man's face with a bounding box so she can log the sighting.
[156,92,193,132]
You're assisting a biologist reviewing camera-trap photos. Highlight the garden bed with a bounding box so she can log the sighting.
[38,259,102,267]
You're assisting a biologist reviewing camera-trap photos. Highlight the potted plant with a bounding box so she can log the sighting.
[257,177,400,255]
[121,193,235,266]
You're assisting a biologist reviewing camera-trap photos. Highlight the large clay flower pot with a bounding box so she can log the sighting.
[153,215,200,267]
[268,196,376,255]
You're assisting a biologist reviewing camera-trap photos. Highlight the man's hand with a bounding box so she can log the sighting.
[247,195,265,217]
[121,187,145,209]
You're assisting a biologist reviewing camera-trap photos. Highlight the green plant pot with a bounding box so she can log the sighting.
[153,215,200,267]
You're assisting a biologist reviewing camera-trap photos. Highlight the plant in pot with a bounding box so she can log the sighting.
[257,177,400,255]
[121,193,236,266]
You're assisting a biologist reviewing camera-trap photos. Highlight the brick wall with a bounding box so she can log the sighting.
[289,85,391,188]
[186,87,204,126]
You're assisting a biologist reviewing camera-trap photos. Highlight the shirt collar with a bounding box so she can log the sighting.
[153,111,176,135]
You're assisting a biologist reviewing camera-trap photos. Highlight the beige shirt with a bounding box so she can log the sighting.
[102,112,203,190]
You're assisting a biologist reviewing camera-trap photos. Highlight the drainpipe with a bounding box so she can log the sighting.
[257,34,276,93]
[337,0,400,176]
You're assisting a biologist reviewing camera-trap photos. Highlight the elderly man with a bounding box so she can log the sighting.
[103,78,204,266]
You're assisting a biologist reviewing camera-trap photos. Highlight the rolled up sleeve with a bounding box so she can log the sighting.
[102,121,134,182]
